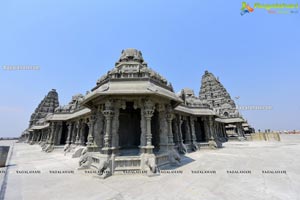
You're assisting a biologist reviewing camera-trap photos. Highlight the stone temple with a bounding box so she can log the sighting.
[19,48,254,178]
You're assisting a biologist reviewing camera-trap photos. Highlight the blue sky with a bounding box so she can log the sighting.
[0,0,299,137]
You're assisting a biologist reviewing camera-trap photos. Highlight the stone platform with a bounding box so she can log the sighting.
[1,135,300,200]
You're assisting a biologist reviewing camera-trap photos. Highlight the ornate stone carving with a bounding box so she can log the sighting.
[177,116,187,154]
[95,49,173,92]
[75,121,81,145]
[103,100,115,151]
[78,147,92,169]
[180,88,209,108]
[87,112,96,147]
[54,94,84,113]
[199,71,239,117]
[111,103,120,153]
[29,89,59,127]
[168,149,181,166]
[63,122,73,154]
[97,157,111,179]
[94,107,104,148]
[140,107,146,147]
[144,100,154,147]
[158,104,169,153]
[145,156,158,174]
[190,117,199,151]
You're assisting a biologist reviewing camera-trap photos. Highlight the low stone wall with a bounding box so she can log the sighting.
[250,132,281,141]
[0,146,10,167]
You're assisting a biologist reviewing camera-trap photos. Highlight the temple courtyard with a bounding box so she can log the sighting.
[1,134,300,200]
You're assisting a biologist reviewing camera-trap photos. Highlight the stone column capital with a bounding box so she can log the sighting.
[50,122,55,129]
[144,99,154,109]
[75,120,80,128]
[190,116,197,122]
[144,109,154,119]
[166,113,174,122]
[56,121,63,127]
[103,110,114,118]
[156,104,165,113]
[179,116,184,124]
[104,100,114,110]
[67,123,72,130]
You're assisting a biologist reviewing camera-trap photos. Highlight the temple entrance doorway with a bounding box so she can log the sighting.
[119,102,141,155]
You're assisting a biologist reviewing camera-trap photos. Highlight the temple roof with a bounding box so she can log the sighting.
[54,93,84,113]
[215,117,245,123]
[47,108,91,121]
[83,49,182,107]
[94,48,173,91]
[178,88,210,108]
[117,48,144,63]
[175,105,216,116]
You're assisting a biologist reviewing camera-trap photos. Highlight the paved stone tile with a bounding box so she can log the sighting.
[1,135,300,200]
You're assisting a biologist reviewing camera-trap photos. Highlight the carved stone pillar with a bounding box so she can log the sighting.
[237,123,246,141]
[166,106,174,147]
[94,106,104,150]
[66,122,72,145]
[80,120,86,145]
[36,131,39,143]
[75,121,81,145]
[178,117,184,143]
[177,116,187,154]
[55,122,63,145]
[38,129,43,142]
[111,104,120,154]
[45,129,48,142]
[183,117,192,145]
[41,130,45,142]
[102,100,114,154]
[31,130,36,144]
[38,131,42,142]
[27,132,32,143]
[48,122,55,145]
[172,117,179,145]
[158,104,168,153]
[47,124,52,144]
[32,130,37,143]
[140,106,146,147]
[208,116,219,149]
[190,117,198,151]
[222,124,228,139]
[40,131,43,142]
[44,129,48,141]
[87,113,96,147]
[143,100,154,154]
[208,116,215,140]
[70,122,76,144]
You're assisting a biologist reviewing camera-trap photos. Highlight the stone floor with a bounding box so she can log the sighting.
[1,135,300,200]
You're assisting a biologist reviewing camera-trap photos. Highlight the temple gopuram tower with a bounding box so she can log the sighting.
[199,71,238,118]
[20,89,60,144]
[29,89,59,126]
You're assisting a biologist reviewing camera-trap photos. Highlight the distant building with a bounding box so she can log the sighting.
[20,49,253,178]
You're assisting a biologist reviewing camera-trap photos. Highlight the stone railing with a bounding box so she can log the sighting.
[114,156,141,171]
[155,154,169,167]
